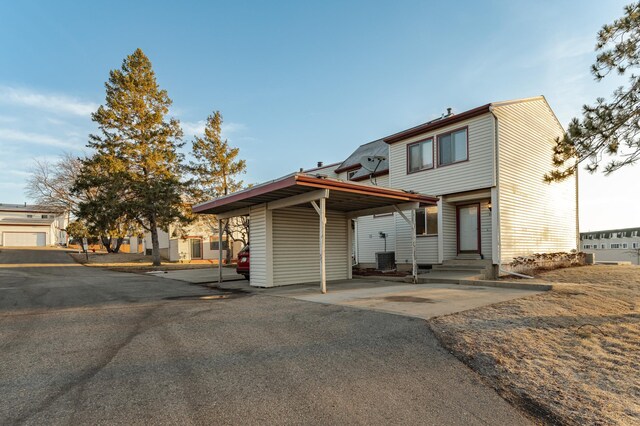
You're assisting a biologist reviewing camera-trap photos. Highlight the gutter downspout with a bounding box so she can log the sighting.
[489,105,502,276]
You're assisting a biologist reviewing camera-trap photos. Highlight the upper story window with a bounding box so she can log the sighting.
[347,170,357,180]
[26,214,33,218]
[416,206,438,236]
[41,214,48,219]
[438,128,468,166]
[407,138,433,173]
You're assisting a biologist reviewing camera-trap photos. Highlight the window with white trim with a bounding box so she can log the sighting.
[408,138,433,173]
[633,242,639,249]
[610,243,621,249]
[583,244,591,249]
[601,244,606,249]
[622,243,628,249]
[438,128,468,166]
[416,206,438,236]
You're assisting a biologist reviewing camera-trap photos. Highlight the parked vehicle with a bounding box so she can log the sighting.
[236,244,249,280]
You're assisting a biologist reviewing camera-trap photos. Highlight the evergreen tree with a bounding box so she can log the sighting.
[75,48,187,265]
[546,2,640,181]
[190,111,246,262]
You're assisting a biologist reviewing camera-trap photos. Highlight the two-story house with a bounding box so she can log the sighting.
[580,227,640,265]
[194,96,579,289]
[0,203,68,247]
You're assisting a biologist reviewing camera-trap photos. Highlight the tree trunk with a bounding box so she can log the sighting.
[150,217,161,266]
[112,237,123,254]
[101,236,113,253]
[225,219,232,264]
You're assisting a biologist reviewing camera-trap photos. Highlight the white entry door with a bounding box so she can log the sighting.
[457,205,479,253]
[4,232,47,247]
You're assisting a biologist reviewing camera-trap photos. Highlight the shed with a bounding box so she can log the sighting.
[193,173,437,293]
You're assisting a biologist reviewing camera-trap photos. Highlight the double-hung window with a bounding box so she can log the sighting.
[415,206,438,236]
[408,138,433,173]
[438,128,468,166]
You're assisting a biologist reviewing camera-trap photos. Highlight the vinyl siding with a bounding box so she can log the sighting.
[394,210,439,264]
[249,204,269,287]
[389,113,495,195]
[272,207,348,285]
[349,175,397,265]
[356,214,396,264]
[442,201,457,260]
[493,99,578,263]
[480,201,492,257]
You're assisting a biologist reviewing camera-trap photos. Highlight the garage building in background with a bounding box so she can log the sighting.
[0,204,68,247]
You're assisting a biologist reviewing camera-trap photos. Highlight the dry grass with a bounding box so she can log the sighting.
[430,265,640,425]
[69,252,229,273]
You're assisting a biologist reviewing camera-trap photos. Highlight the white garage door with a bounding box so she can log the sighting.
[3,232,47,247]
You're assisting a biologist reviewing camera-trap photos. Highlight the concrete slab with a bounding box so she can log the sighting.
[265,279,542,319]
[147,266,245,284]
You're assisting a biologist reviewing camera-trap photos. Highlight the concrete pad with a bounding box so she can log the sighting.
[268,279,542,319]
[147,266,244,284]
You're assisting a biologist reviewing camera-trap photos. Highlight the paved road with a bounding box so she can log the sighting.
[0,248,531,425]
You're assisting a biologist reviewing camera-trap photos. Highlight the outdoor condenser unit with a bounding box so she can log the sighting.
[375,251,396,271]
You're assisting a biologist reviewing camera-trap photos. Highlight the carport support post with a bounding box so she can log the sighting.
[411,209,417,283]
[394,206,418,284]
[319,197,327,294]
[218,218,223,284]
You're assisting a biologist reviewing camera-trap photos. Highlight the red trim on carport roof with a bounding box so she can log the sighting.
[383,103,491,144]
[294,174,438,204]
[192,175,298,213]
[193,174,438,214]
[333,163,361,174]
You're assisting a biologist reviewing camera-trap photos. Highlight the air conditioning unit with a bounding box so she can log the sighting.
[375,251,396,271]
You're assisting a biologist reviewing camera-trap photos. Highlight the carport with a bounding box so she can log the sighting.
[193,173,437,293]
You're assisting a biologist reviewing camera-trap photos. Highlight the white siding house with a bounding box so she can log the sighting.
[581,228,640,265]
[342,96,578,276]
[194,96,579,285]
[0,204,68,247]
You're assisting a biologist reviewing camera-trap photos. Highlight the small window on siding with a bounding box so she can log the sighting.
[438,128,468,166]
[610,243,621,249]
[347,170,357,180]
[408,138,433,173]
[415,206,438,236]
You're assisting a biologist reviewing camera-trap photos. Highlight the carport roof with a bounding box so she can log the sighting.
[193,173,437,215]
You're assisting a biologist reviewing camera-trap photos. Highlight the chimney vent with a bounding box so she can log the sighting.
[317,161,323,168]
[446,107,453,117]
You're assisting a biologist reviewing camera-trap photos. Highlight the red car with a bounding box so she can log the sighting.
[236,244,250,280]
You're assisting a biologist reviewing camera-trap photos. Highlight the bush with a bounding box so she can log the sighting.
[508,252,586,275]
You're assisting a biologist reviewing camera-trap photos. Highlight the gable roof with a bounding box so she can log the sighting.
[334,139,389,181]
[0,203,63,214]
[383,96,547,145]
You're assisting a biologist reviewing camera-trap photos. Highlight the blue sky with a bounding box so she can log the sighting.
[0,0,637,231]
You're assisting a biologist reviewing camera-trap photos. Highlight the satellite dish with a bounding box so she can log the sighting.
[359,155,386,172]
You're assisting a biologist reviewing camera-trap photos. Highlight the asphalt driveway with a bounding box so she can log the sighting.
[0,248,531,425]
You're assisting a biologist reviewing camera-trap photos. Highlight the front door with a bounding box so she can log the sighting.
[457,204,480,253]
[190,238,202,259]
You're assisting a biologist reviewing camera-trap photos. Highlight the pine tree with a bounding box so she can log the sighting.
[75,48,187,265]
[190,111,246,262]
[546,2,640,181]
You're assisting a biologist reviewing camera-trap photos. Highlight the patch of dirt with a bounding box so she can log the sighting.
[353,268,409,277]
[69,252,235,273]
[429,264,640,425]
[383,295,435,303]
